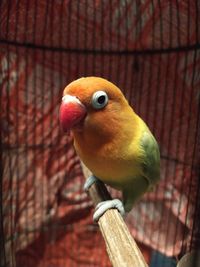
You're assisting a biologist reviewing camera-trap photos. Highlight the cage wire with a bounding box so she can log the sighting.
[0,1,200,267]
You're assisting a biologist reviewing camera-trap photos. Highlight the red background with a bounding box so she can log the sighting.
[0,1,200,266]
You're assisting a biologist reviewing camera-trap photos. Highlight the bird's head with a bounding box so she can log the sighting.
[59,77,131,134]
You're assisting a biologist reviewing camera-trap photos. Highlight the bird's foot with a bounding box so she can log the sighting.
[93,199,125,222]
[84,175,99,191]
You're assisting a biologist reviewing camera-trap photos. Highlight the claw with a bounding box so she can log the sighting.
[84,175,99,191]
[93,199,125,222]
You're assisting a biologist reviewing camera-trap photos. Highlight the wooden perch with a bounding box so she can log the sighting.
[87,180,148,267]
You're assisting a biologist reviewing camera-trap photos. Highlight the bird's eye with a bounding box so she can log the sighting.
[91,91,108,109]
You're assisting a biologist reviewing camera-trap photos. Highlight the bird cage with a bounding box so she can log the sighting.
[0,1,199,267]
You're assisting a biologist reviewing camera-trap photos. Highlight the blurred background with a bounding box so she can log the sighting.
[0,1,200,266]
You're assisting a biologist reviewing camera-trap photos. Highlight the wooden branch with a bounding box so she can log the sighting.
[87,180,149,267]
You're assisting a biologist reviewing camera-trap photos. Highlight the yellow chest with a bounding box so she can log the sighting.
[74,128,145,190]
[73,106,148,189]
[84,154,142,189]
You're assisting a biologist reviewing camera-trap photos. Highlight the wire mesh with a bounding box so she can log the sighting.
[0,1,200,267]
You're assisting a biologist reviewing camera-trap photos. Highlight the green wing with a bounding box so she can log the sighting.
[140,130,160,187]
[122,130,160,212]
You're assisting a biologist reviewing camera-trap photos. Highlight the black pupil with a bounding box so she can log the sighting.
[97,95,106,104]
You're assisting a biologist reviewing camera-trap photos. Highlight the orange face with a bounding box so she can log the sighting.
[59,77,128,134]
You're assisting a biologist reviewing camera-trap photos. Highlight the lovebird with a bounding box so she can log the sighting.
[59,77,160,221]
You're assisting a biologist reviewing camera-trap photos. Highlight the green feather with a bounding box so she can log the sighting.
[140,131,160,186]
[123,131,160,212]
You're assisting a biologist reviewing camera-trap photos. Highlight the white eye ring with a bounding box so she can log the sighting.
[91,91,108,110]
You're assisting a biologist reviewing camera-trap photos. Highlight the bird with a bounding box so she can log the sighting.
[59,77,160,221]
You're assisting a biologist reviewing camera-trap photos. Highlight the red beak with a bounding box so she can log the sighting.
[59,95,87,132]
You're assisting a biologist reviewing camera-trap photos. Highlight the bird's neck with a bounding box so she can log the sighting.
[72,107,141,154]
[72,124,113,151]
